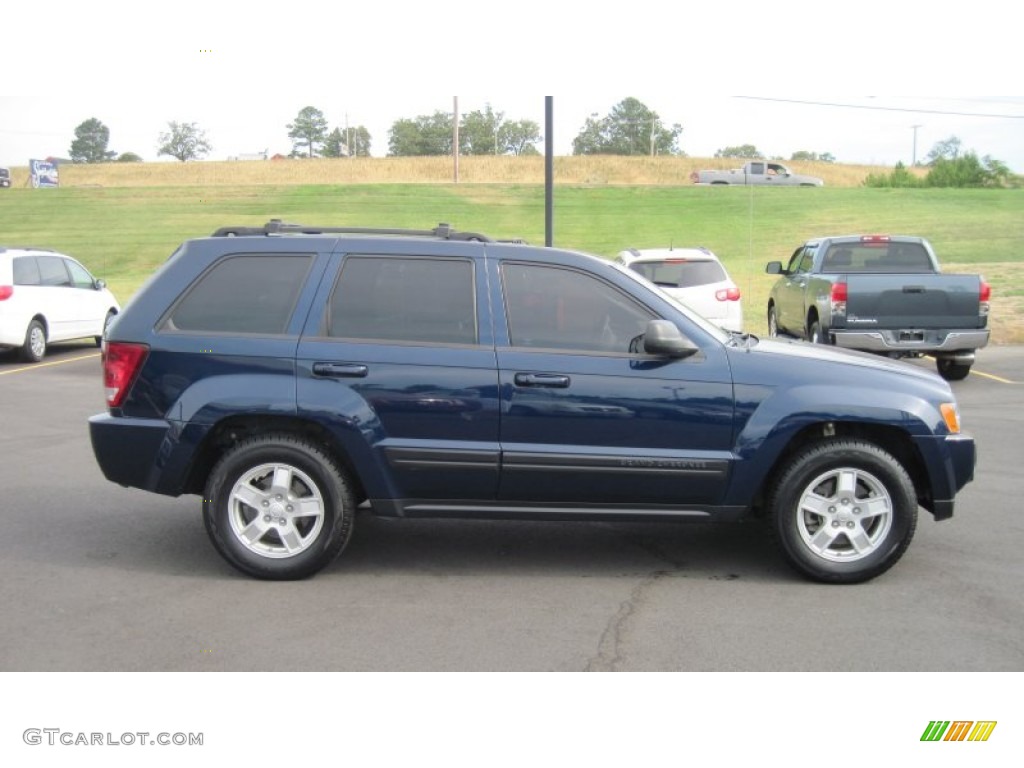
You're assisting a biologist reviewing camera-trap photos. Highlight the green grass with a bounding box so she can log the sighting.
[2,185,1021,340]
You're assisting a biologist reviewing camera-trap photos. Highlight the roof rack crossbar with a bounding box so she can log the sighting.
[211,220,495,242]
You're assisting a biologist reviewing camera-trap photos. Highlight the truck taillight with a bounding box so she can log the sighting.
[830,281,847,316]
[980,280,991,317]
[860,235,891,246]
[0,285,12,301]
[103,342,148,408]
[715,287,741,301]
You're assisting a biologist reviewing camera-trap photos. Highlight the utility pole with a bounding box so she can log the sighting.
[453,96,459,184]
[911,124,922,166]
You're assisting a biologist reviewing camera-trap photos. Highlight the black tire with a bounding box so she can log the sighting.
[20,319,46,362]
[936,358,971,381]
[95,310,116,347]
[767,304,779,338]
[769,439,918,584]
[203,433,356,580]
[808,319,826,344]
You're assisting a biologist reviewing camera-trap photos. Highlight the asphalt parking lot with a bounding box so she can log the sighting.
[1,343,1022,672]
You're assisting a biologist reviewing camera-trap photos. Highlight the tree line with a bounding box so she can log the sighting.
[63,100,1017,189]
[66,97,680,163]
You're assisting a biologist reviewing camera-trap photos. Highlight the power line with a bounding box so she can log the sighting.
[734,96,1024,119]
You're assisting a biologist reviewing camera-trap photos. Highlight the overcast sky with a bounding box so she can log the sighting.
[2,2,1022,170]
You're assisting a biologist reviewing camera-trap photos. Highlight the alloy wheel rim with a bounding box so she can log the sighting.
[228,462,325,559]
[796,467,893,562]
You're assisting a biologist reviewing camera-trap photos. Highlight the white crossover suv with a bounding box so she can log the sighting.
[615,247,744,333]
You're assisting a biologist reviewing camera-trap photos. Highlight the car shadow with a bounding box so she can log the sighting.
[39,500,794,584]
[0,341,101,367]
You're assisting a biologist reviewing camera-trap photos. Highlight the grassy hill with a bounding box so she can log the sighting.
[1,157,1020,342]
[4,155,890,188]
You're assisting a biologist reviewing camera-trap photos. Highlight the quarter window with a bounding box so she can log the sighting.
[166,254,313,334]
[328,256,476,344]
[12,257,41,285]
[502,263,654,353]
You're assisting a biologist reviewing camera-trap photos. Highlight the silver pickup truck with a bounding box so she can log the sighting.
[765,234,990,380]
[691,161,823,186]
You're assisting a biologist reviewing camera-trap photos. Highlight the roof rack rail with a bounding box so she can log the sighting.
[211,220,495,242]
[0,246,57,254]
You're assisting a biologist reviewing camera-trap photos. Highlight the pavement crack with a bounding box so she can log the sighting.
[585,569,668,672]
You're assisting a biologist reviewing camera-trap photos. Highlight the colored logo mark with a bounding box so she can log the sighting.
[921,721,997,742]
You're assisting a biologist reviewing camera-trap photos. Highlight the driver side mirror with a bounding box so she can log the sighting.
[765,261,783,275]
[94,278,107,290]
[643,319,698,358]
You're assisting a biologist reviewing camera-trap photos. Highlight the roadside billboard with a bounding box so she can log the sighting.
[30,159,59,188]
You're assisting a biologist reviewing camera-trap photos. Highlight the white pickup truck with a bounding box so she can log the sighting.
[691,161,823,186]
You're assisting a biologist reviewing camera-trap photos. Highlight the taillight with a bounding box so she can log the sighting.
[980,280,991,317]
[0,285,12,301]
[830,281,847,316]
[103,342,148,408]
[715,286,741,301]
[860,235,891,246]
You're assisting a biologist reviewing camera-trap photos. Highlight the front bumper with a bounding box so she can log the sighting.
[914,433,976,520]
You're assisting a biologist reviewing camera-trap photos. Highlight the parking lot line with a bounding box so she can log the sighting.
[922,356,1015,384]
[0,353,101,376]
[968,368,1015,384]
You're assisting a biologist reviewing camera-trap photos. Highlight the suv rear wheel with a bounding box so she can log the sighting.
[203,434,356,580]
[769,440,917,583]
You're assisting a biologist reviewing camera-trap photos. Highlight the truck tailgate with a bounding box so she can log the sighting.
[844,274,984,329]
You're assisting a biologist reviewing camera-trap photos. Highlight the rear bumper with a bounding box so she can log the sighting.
[89,413,205,496]
[831,329,989,354]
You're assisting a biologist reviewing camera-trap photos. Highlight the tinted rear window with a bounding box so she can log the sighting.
[629,259,726,288]
[166,254,313,334]
[821,243,933,274]
[328,256,476,344]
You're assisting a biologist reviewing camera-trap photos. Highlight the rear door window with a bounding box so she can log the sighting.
[327,256,477,345]
[37,256,72,286]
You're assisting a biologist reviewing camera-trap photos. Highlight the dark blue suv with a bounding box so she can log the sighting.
[89,221,976,583]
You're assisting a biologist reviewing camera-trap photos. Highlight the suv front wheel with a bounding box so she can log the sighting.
[769,440,917,584]
[203,434,356,580]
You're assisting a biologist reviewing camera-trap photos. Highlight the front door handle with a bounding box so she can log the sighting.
[313,362,368,378]
[514,373,571,388]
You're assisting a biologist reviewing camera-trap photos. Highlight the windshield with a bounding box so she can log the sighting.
[610,260,731,342]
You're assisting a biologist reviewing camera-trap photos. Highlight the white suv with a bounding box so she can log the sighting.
[0,247,120,361]
[615,247,743,332]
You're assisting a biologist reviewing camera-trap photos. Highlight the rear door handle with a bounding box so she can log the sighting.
[313,362,368,378]
[902,285,926,293]
[514,373,571,388]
